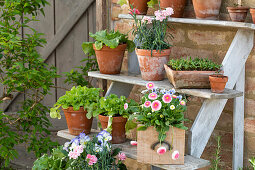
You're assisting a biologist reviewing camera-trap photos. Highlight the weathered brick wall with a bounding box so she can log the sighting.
[111,0,255,169]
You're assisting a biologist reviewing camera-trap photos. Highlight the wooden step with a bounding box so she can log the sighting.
[88,71,243,99]
[57,129,210,170]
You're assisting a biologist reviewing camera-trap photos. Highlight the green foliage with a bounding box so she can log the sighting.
[168,57,222,71]
[0,0,59,167]
[33,131,127,170]
[117,0,128,6]
[249,157,255,170]
[210,136,222,170]
[135,88,188,143]
[82,30,135,57]
[130,7,173,54]
[147,0,158,8]
[50,86,101,120]
[64,58,99,87]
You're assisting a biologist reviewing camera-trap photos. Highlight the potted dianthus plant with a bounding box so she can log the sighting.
[50,86,101,135]
[33,131,127,170]
[164,57,222,88]
[132,82,188,165]
[130,7,174,81]
[82,30,135,75]
[95,94,138,144]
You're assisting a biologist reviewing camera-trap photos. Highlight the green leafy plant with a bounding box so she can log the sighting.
[130,6,174,54]
[64,58,98,87]
[210,136,222,170]
[50,86,101,119]
[249,157,255,170]
[0,0,59,167]
[82,30,135,57]
[33,131,127,170]
[133,82,188,143]
[168,57,222,71]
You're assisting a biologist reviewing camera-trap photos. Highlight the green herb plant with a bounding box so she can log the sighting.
[210,136,222,170]
[0,0,59,167]
[82,30,135,57]
[168,57,222,71]
[50,86,101,120]
[249,157,255,170]
[95,94,138,133]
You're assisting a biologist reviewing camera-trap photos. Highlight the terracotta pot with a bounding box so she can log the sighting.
[192,0,222,20]
[94,44,127,75]
[98,115,127,144]
[227,7,249,22]
[164,64,217,89]
[251,9,255,24]
[63,107,93,136]
[160,0,187,18]
[129,0,149,15]
[209,74,228,93]
[136,48,171,81]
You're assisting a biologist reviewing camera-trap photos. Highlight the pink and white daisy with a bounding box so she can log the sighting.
[148,93,158,100]
[146,82,155,90]
[124,103,128,110]
[118,152,126,161]
[144,101,151,108]
[172,95,177,99]
[180,100,186,106]
[162,94,172,103]
[172,150,180,160]
[170,105,175,110]
[157,146,167,155]
[130,141,138,146]
[151,100,162,111]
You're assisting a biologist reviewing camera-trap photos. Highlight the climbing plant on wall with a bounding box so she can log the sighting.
[0,0,59,167]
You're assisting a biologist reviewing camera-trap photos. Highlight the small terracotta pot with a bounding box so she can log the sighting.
[98,115,127,144]
[160,0,187,18]
[94,44,127,75]
[250,8,255,24]
[129,0,149,15]
[63,107,93,135]
[136,48,171,81]
[192,0,222,20]
[227,7,249,22]
[209,75,228,93]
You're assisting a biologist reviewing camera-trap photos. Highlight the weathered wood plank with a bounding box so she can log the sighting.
[233,67,245,170]
[118,14,255,30]
[57,129,210,170]
[88,71,243,99]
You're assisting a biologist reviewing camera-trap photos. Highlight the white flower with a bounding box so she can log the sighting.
[170,105,175,110]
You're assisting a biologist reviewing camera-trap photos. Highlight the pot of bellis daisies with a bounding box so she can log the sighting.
[130,7,174,81]
[132,82,187,164]
[33,131,127,170]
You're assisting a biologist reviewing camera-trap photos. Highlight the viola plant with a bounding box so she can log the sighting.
[134,82,188,146]
[129,6,174,54]
[33,130,127,170]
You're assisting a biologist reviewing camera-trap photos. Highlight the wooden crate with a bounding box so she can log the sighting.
[137,126,185,165]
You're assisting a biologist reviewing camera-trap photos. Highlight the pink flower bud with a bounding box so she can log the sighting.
[172,150,180,160]
[130,141,138,146]
[157,146,167,155]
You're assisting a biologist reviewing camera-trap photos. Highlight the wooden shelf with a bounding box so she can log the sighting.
[118,14,255,30]
[88,71,243,99]
[58,129,210,170]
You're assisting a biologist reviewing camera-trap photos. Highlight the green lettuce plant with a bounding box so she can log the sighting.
[50,86,101,119]
[168,57,222,71]
[82,30,135,57]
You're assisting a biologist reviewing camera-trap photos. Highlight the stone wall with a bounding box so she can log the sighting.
[111,0,255,169]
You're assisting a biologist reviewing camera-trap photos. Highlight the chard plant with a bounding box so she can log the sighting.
[82,30,135,57]
[0,0,59,167]
[168,57,222,71]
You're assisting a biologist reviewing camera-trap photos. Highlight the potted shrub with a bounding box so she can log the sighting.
[95,94,137,144]
[133,82,187,164]
[82,30,135,75]
[209,73,228,93]
[50,86,101,135]
[33,131,127,169]
[147,0,187,18]
[250,8,255,24]
[192,0,222,20]
[118,0,149,15]
[164,57,222,88]
[227,3,249,22]
[130,8,174,81]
